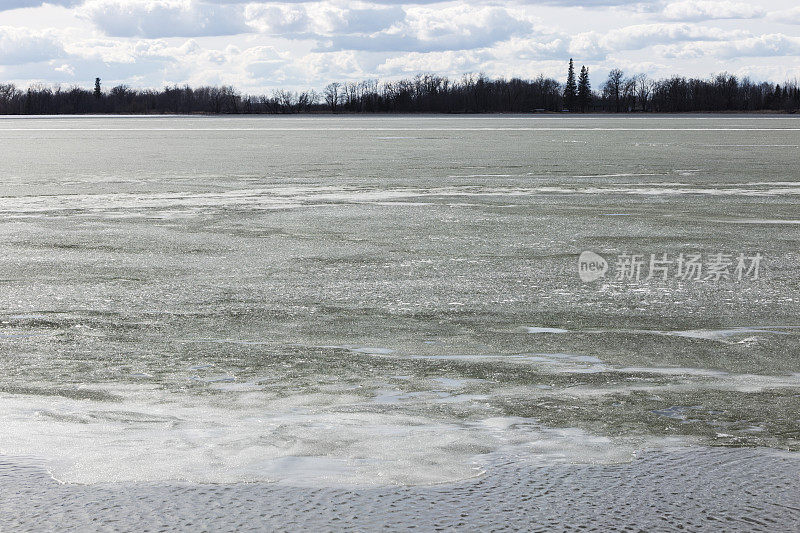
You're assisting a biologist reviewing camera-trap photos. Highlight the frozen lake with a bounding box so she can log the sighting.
[0,115,799,529]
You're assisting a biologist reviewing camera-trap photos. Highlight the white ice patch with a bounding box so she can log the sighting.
[711,219,800,225]
[4,184,800,218]
[325,345,396,355]
[666,326,797,342]
[577,325,800,344]
[525,327,569,334]
[0,391,667,486]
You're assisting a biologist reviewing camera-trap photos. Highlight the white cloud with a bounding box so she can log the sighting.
[660,33,800,59]
[322,5,405,34]
[0,0,80,12]
[244,4,311,35]
[569,23,748,59]
[495,37,569,61]
[376,50,487,76]
[54,63,75,75]
[65,37,201,64]
[0,26,64,65]
[661,1,765,22]
[768,7,800,26]
[244,3,404,37]
[321,5,536,52]
[79,0,249,38]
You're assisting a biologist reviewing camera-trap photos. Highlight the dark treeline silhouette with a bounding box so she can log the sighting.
[1,63,798,115]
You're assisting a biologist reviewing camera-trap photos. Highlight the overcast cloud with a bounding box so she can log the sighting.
[0,0,798,92]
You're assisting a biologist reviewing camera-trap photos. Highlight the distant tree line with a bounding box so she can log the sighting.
[1,62,798,115]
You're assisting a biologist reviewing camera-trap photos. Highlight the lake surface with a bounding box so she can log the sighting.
[0,115,799,529]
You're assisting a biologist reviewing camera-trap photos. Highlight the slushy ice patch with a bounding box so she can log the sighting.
[0,390,687,485]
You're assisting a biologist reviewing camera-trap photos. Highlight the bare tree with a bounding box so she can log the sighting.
[323,82,341,112]
[623,76,637,112]
[297,90,319,112]
[273,89,296,113]
[603,69,624,112]
[0,83,21,114]
[633,74,651,112]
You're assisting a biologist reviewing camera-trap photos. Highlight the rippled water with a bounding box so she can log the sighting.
[1,115,799,528]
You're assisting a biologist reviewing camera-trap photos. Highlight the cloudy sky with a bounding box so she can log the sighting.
[1,0,799,92]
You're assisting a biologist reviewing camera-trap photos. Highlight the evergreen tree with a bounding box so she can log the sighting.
[94,78,102,100]
[564,59,577,111]
[577,66,591,112]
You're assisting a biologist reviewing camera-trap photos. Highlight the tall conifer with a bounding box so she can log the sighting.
[577,66,591,112]
[564,59,577,111]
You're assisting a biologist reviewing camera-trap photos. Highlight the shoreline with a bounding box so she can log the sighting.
[2,447,799,531]
[0,110,797,117]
